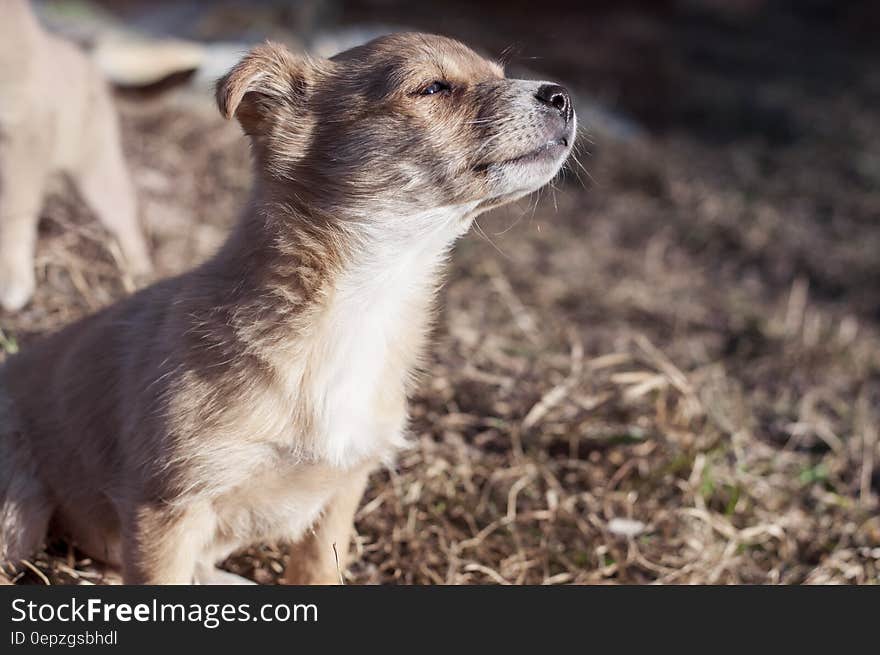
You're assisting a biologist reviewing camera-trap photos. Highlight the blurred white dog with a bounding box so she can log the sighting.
[0,0,151,311]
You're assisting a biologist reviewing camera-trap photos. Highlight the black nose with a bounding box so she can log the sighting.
[535,84,572,122]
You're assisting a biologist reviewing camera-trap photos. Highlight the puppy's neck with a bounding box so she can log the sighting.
[199,187,476,466]
[206,183,475,353]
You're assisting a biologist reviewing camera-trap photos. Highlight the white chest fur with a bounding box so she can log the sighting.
[280,205,473,470]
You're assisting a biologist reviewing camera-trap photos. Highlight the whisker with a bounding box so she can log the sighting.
[473,217,510,259]
[494,201,530,236]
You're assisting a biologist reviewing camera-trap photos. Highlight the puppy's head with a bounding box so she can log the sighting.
[217,33,576,219]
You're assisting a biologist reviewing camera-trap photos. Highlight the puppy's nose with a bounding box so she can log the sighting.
[535,84,572,122]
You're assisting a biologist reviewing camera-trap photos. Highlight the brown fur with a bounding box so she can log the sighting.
[0,33,575,584]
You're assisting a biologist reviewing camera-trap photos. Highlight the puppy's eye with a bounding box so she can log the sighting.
[420,81,451,96]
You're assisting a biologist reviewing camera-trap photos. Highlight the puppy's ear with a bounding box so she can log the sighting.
[216,43,314,135]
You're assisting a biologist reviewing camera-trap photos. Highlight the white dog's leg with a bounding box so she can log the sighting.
[0,144,47,311]
[74,96,151,278]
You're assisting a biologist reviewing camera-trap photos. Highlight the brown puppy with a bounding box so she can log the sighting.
[0,33,575,584]
[0,0,151,312]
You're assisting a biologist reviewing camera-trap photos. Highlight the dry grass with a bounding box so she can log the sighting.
[2,1,879,585]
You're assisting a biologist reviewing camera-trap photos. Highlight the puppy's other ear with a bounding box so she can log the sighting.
[216,43,313,135]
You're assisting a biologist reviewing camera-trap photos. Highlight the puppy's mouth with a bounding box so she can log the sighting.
[475,135,571,172]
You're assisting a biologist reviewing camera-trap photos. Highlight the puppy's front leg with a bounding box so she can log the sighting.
[122,502,215,585]
[283,469,370,585]
[194,563,256,585]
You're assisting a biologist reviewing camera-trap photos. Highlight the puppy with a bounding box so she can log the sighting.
[0,33,575,584]
[0,0,151,312]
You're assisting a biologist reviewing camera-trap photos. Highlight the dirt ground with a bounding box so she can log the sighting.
[2,0,879,584]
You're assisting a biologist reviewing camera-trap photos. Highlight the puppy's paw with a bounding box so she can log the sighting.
[194,564,256,585]
[0,264,35,312]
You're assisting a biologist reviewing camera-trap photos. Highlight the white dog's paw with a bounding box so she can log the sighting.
[0,265,35,312]
[122,241,153,278]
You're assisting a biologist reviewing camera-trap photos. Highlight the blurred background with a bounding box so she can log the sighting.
[3,0,879,584]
